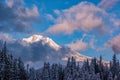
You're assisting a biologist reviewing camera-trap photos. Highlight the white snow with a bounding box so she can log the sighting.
[23,34,61,50]
[62,50,91,62]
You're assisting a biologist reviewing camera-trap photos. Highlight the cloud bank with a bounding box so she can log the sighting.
[0,0,40,33]
[46,1,120,55]
[46,2,114,35]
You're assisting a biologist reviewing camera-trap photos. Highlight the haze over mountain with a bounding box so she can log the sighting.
[0,34,92,68]
[23,35,91,60]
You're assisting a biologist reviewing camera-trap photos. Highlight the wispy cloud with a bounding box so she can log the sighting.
[98,0,120,10]
[0,33,14,42]
[45,14,54,21]
[67,40,88,51]
[87,35,107,52]
[67,34,88,51]
[0,0,40,33]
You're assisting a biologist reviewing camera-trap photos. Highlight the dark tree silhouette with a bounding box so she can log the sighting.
[0,42,120,80]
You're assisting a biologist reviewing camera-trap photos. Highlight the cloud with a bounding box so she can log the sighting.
[89,37,96,50]
[110,18,120,27]
[107,34,120,54]
[45,14,54,21]
[0,38,36,61]
[0,33,31,61]
[67,40,88,51]
[0,0,40,33]
[46,1,115,35]
[89,38,107,52]
[46,1,120,35]
[5,0,24,8]
[0,33,14,42]
[67,34,88,51]
[98,0,120,10]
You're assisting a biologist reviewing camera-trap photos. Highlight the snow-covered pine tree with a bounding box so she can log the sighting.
[17,57,28,80]
[99,55,104,80]
[58,64,63,80]
[107,71,113,80]
[110,54,118,78]
[41,62,51,80]
[0,42,11,80]
[29,68,38,80]
[50,64,59,80]
[116,72,120,80]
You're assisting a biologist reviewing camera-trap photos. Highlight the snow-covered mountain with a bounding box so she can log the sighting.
[2,34,108,68]
[22,34,91,63]
[23,35,60,51]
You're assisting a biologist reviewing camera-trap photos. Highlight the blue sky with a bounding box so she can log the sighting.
[0,0,120,61]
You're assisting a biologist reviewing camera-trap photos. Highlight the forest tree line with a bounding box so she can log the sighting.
[0,43,120,80]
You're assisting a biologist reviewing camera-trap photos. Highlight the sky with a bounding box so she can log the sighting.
[0,0,120,61]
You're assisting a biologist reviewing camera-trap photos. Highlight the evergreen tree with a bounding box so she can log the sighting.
[110,54,118,78]
[116,72,120,80]
[0,42,11,80]
[17,57,28,80]
[42,62,50,80]
[99,56,104,80]
[1,42,120,80]
[108,72,113,80]
[50,64,59,80]
[29,68,37,80]
[58,64,63,80]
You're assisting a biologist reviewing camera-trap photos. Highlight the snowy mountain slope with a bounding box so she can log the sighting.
[19,34,109,68]
[22,34,91,62]
[23,35,61,51]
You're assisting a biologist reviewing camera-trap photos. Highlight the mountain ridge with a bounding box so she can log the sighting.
[1,34,109,68]
[22,34,91,62]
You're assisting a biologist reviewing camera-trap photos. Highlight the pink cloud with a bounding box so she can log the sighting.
[107,34,120,54]
[98,0,120,10]
[67,34,88,51]
[46,2,107,34]
[67,39,88,51]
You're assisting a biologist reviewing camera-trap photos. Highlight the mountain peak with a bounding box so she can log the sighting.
[23,34,61,50]
[23,35,43,43]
